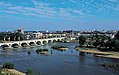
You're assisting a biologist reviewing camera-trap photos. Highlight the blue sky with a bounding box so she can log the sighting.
[0,0,119,31]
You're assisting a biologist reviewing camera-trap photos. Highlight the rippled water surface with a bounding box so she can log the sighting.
[0,43,119,75]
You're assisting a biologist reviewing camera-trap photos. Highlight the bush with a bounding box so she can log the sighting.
[2,63,14,69]
[51,45,68,49]
[36,49,48,53]
[26,69,34,75]
[0,65,2,74]
[79,35,86,46]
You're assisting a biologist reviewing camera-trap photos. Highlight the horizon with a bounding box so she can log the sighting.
[0,29,119,32]
[0,0,119,31]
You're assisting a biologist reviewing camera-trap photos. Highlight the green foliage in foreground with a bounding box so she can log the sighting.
[51,45,68,49]
[0,73,8,75]
[78,35,87,46]
[2,63,14,69]
[26,69,34,75]
[26,69,42,75]
[0,66,2,74]
[0,63,14,75]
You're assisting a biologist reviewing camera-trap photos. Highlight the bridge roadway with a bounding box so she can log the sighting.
[0,37,65,48]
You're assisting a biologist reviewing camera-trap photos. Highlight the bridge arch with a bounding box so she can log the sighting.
[36,41,41,45]
[1,44,9,49]
[11,43,19,48]
[53,39,57,43]
[29,42,36,46]
[42,40,47,44]
[57,39,61,42]
[21,42,28,47]
[61,39,64,42]
[48,40,52,43]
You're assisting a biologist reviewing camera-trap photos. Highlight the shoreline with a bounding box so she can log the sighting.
[76,47,119,59]
[95,52,119,59]
[2,69,26,75]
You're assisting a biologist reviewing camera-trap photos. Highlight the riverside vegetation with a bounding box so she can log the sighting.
[78,31,119,52]
[51,45,68,51]
[36,49,48,54]
[77,31,119,71]
[0,63,42,75]
[0,63,14,75]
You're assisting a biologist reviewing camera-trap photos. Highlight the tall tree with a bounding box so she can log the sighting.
[79,35,86,46]
[115,31,119,40]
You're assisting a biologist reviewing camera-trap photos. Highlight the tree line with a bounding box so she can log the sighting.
[0,32,24,42]
[79,31,119,52]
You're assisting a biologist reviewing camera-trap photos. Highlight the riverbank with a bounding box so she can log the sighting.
[79,49,112,55]
[51,45,68,51]
[2,69,26,75]
[75,47,119,59]
[95,52,119,59]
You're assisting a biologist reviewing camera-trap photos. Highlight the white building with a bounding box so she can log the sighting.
[33,32,43,39]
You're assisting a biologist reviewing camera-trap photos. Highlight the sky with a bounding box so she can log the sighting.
[0,0,119,31]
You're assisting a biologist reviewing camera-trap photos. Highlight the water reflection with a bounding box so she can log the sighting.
[27,51,31,55]
[79,56,86,63]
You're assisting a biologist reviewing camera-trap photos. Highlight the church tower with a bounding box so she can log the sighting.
[20,27,24,34]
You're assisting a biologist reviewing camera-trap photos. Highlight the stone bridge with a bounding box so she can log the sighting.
[0,37,65,49]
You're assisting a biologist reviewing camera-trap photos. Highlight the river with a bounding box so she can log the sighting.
[0,43,119,75]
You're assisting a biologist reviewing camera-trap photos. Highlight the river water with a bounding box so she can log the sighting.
[0,43,119,75]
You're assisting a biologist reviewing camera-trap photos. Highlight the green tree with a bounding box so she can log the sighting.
[114,39,119,51]
[26,69,34,75]
[79,35,87,46]
[14,32,24,41]
[108,39,115,50]
[115,31,119,40]
[93,40,101,48]
[2,63,14,69]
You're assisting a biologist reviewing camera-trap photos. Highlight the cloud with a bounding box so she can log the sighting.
[32,0,48,8]
[0,0,87,20]
[31,0,76,18]
[0,2,11,7]
[69,0,77,4]
[1,10,19,14]
[108,0,118,2]
[58,8,73,17]
[75,0,119,15]
[71,10,86,16]
[0,1,55,18]
[1,0,118,20]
